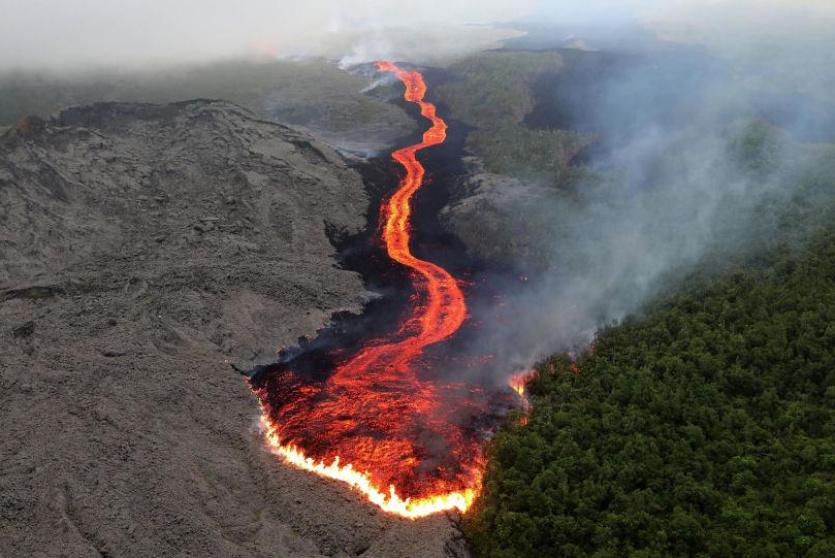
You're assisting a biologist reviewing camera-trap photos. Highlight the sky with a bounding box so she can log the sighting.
[0,0,536,69]
[0,1,833,69]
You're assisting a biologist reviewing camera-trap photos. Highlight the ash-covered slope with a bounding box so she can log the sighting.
[0,59,418,157]
[0,101,467,557]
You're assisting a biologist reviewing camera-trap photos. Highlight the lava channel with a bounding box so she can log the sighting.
[250,61,499,519]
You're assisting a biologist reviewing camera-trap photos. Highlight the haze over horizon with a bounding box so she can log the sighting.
[1,0,834,71]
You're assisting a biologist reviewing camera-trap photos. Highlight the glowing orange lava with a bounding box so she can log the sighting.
[253,61,485,519]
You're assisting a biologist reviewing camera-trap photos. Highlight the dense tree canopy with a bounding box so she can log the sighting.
[465,230,835,557]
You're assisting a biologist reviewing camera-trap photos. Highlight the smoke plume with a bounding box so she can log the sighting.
[462,3,835,376]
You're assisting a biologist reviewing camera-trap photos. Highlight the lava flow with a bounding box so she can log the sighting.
[249,61,492,519]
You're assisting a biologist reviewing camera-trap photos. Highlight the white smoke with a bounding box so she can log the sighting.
[458,2,835,376]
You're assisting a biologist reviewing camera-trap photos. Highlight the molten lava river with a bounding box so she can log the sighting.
[248,61,525,519]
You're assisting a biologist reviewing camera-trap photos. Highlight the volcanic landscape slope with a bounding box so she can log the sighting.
[0,59,417,155]
[0,101,467,557]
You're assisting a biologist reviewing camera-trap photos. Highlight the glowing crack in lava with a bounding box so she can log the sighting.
[250,61,489,519]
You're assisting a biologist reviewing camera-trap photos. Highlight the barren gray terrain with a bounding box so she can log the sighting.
[0,101,467,557]
[0,59,417,156]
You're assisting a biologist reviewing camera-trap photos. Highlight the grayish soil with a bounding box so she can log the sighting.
[0,101,468,557]
[0,59,417,157]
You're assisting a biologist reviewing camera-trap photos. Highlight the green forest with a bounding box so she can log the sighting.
[464,227,835,556]
[437,50,594,185]
[451,47,835,557]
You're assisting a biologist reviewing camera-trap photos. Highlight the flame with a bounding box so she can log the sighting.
[508,369,536,398]
[251,61,486,519]
[508,370,536,426]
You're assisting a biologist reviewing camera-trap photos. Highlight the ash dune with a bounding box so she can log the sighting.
[0,101,466,557]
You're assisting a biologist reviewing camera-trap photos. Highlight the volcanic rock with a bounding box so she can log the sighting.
[0,101,467,557]
[441,157,559,271]
[11,320,34,338]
